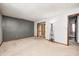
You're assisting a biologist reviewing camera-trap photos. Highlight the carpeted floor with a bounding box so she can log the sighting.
[0,37,79,56]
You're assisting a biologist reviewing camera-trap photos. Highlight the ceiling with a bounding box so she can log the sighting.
[0,3,79,21]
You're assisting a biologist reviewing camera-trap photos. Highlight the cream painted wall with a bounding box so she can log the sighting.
[52,15,67,44]
[34,8,79,44]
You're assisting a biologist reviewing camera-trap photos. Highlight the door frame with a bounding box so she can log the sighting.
[37,23,40,37]
[37,22,45,38]
[67,13,79,46]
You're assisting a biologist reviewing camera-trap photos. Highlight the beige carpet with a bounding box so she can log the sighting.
[0,37,79,56]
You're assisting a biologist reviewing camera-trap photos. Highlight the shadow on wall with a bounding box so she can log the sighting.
[0,14,2,45]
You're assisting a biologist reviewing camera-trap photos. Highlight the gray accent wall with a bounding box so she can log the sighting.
[2,16,34,41]
[0,14,2,44]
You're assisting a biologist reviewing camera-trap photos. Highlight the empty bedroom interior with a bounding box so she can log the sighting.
[0,3,79,56]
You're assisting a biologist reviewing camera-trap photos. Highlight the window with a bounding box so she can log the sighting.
[72,24,75,32]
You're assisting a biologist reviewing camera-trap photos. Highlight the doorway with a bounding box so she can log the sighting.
[37,22,45,38]
[67,15,78,46]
